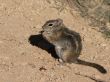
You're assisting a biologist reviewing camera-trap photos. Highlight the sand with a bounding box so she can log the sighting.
[0,0,110,82]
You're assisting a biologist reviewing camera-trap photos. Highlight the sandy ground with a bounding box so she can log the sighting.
[0,0,110,82]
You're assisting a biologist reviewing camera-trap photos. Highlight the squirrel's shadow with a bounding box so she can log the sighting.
[28,34,107,74]
[28,34,59,59]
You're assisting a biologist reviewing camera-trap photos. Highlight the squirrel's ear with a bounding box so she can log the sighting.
[57,18,63,25]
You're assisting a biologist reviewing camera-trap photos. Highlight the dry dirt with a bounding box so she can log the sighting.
[0,0,110,82]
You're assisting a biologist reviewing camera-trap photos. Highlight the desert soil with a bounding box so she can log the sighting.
[0,0,110,82]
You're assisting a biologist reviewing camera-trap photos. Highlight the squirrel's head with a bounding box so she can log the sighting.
[41,18,63,42]
[42,18,63,33]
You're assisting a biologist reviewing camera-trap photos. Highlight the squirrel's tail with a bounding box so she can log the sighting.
[76,59,107,74]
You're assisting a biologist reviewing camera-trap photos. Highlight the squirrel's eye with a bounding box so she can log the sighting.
[48,23,53,26]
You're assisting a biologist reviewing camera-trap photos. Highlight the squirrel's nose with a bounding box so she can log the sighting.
[42,25,45,29]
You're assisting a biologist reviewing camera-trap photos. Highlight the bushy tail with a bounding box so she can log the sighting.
[77,59,107,74]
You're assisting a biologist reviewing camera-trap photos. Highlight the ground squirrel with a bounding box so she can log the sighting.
[41,18,107,74]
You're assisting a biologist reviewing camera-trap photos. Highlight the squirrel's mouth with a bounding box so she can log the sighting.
[40,31,51,36]
[40,31,44,33]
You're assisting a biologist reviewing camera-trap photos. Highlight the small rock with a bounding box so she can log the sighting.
[39,66,47,71]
